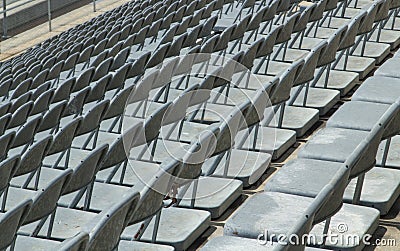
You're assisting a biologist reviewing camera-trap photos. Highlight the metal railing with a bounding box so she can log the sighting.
[1,0,97,38]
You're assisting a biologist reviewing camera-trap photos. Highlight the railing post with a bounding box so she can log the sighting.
[48,0,52,31]
[2,0,8,39]
[93,0,96,12]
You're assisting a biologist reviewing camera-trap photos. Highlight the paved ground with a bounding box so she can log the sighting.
[0,0,131,61]
[0,1,398,250]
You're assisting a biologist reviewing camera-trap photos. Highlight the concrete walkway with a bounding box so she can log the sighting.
[0,0,131,61]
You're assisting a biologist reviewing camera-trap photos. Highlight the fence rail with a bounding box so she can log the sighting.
[1,0,97,38]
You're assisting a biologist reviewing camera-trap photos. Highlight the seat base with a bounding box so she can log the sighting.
[351,41,391,64]
[178,176,243,218]
[202,149,271,187]
[352,76,400,104]
[375,58,400,79]
[369,29,400,50]
[236,127,297,160]
[344,167,400,215]
[290,87,340,115]
[121,207,211,250]
[266,106,319,137]
[376,136,400,169]
[310,203,380,251]
[314,69,359,97]
[224,192,315,239]
[333,55,376,80]
[118,240,175,251]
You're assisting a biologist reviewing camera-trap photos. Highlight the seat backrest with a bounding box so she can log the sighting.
[48,117,82,155]
[12,115,42,148]
[293,3,315,33]
[62,144,109,195]
[127,52,151,78]
[281,183,335,250]
[128,69,158,103]
[23,169,72,224]
[0,199,32,250]
[317,25,347,67]
[212,104,250,156]
[83,190,140,251]
[270,59,305,105]
[73,67,95,92]
[275,12,299,44]
[137,102,172,145]
[338,11,367,51]
[256,24,282,58]
[39,100,67,132]
[127,160,178,225]
[0,155,20,193]
[58,232,89,251]
[242,88,272,128]
[358,1,380,35]
[101,122,143,170]
[294,41,328,86]
[14,135,52,177]
[162,87,194,125]
[76,99,109,136]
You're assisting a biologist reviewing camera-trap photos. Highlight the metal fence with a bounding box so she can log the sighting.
[1,0,97,38]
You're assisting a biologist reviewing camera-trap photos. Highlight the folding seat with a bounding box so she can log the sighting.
[287,42,341,116]
[125,52,151,85]
[41,117,82,170]
[7,101,34,129]
[20,189,140,250]
[374,57,400,79]
[110,47,131,71]
[55,49,70,62]
[0,114,12,135]
[31,89,55,115]
[63,86,91,117]
[72,67,95,92]
[9,78,32,100]
[9,115,43,152]
[90,50,109,69]
[52,77,76,103]
[95,122,144,184]
[85,74,112,103]
[223,175,341,243]
[107,41,124,58]
[0,155,20,209]
[347,1,391,64]
[67,100,109,150]
[0,199,32,250]
[38,101,67,133]
[122,33,137,50]
[330,11,376,79]
[0,79,12,101]
[11,71,29,90]
[46,60,64,83]
[27,64,42,79]
[307,25,358,96]
[31,69,50,90]
[202,182,340,250]
[92,38,108,57]
[92,58,113,82]
[60,52,80,80]
[14,231,89,251]
[234,61,301,160]
[5,169,72,235]
[368,0,400,49]
[119,160,211,251]
[74,45,95,73]
[188,9,203,29]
